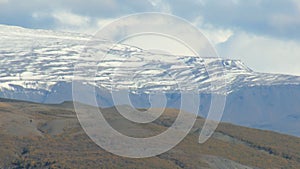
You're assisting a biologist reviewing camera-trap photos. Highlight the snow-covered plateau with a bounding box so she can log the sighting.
[1,24,300,137]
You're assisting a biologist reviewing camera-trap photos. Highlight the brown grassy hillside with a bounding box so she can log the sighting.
[0,99,299,169]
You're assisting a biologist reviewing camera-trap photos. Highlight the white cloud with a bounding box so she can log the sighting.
[269,13,300,33]
[201,27,233,45]
[97,18,116,28]
[0,0,9,4]
[192,16,234,45]
[292,0,300,12]
[217,31,300,76]
[48,11,97,33]
[32,12,49,20]
[52,11,91,27]
[148,0,172,13]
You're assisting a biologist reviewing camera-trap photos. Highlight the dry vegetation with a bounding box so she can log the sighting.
[0,99,299,169]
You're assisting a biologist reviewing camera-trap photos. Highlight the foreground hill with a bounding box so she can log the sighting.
[0,98,299,169]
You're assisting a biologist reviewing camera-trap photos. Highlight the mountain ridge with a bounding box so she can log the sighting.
[1,24,300,137]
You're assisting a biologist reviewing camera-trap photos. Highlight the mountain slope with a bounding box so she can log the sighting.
[0,24,300,137]
[0,99,299,169]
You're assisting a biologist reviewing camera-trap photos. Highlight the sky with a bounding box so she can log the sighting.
[0,0,300,75]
